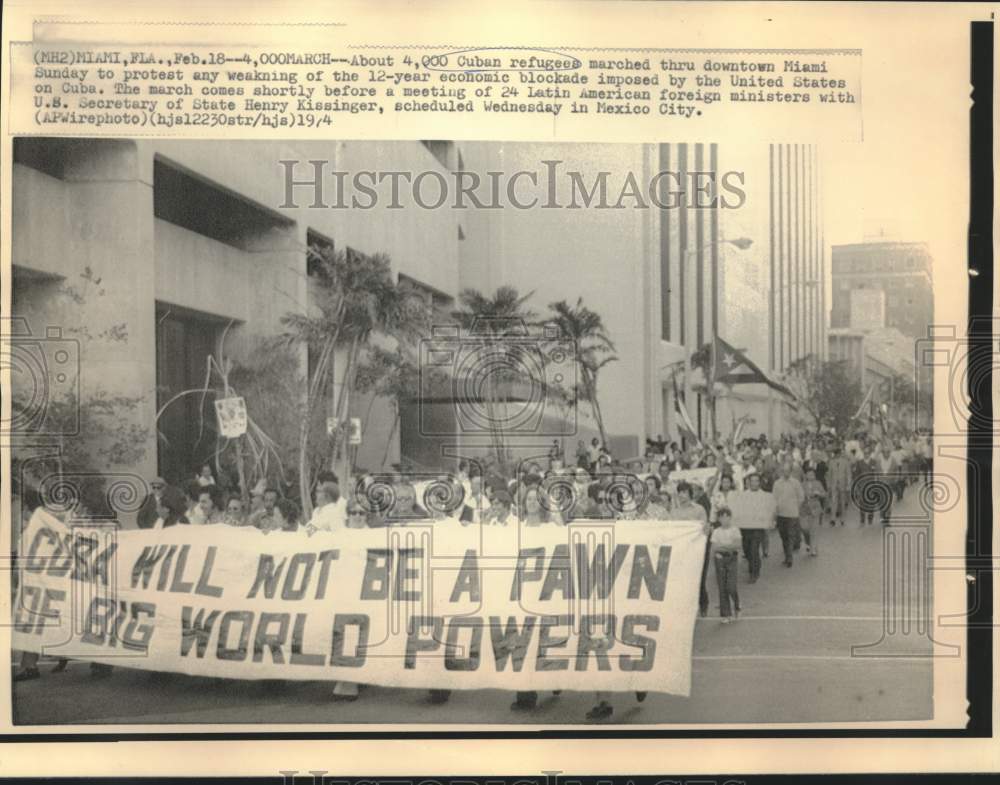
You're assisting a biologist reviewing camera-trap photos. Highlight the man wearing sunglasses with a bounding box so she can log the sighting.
[137,476,172,529]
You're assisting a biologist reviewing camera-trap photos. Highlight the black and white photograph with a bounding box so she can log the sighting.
[8,134,956,726]
[0,2,992,781]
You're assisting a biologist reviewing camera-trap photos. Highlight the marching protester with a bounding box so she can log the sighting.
[876,442,901,525]
[772,462,805,567]
[150,487,190,529]
[799,467,827,556]
[249,487,282,531]
[13,403,923,722]
[137,476,171,529]
[187,486,223,525]
[307,472,348,533]
[826,442,852,526]
[273,498,303,533]
[854,446,880,527]
[641,474,671,519]
[710,506,742,623]
[737,472,771,583]
[222,494,250,526]
[709,473,736,524]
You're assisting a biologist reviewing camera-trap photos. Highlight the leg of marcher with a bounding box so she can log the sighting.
[725,553,740,618]
[511,691,538,711]
[777,517,794,565]
[698,539,711,617]
[715,555,731,618]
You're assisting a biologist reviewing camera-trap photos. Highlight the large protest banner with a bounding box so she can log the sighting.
[12,509,706,695]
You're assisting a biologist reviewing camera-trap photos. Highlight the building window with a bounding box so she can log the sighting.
[154,156,295,251]
[155,302,232,483]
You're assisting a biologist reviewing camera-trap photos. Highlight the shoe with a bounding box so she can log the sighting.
[810,550,818,557]
[804,545,812,554]
[635,691,647,703]
[586,702,613,721]
[13,667,40,682]
[734,611,741,621]
[721,617,731,625]
[90,663,113,679]
[748,575,758,584]
[332,681,360,701]
[784,559,793,567]
[51,659,68,673]
[428,689,451,705]
[552,690,562,696]
[511,691,538,711]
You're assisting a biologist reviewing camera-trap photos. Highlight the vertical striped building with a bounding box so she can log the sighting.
[657,142,825,441]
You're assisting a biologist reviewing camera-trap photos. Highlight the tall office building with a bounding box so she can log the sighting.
[656,142,825,440]
[830,241,933,338]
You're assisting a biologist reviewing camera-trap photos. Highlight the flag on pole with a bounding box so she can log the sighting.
[711,336,796,400]
[852,384,875,422]
[671,374,701,447]
[732,415,749,446]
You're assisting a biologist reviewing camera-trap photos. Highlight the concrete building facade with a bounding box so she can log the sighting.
[12,138,826,494]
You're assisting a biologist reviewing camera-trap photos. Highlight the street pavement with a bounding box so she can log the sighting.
[13,484,934,726]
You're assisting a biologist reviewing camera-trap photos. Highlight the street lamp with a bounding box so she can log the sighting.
[680,235,753,262]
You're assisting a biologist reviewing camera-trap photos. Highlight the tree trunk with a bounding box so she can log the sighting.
[299,335,336,520]
[382,401,399,469]
[584,369,609,449]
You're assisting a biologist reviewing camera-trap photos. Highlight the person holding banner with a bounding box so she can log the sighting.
[668,481,708,524]
[273,498,303,532]
[137,476,172,529]
[306,473,347,532]
[151,487,190,529]
[641,475,670,519]
[249,488,282,532]
[187,486,223,525]
[667,481,710,617]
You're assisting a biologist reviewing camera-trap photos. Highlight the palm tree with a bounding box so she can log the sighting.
[547,298,618,449]
[451,287,536,465]
[281,246,432,517]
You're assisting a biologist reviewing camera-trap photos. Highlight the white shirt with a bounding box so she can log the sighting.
[309,497,347,532]
[732,463,757,491]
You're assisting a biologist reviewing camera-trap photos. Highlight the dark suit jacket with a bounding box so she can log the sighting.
[136,495,159,529]
[137,492,189,529]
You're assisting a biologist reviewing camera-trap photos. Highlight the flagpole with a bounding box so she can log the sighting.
[709,331,717,446]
